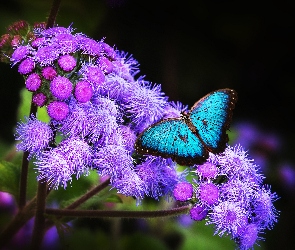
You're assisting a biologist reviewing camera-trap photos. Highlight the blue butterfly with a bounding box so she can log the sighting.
[134,88,238,166]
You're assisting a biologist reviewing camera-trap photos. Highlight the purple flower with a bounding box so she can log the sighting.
[41,26,72,37]
[112,169,146,198]
[25,73,41,91]
[53,33,78,54]
[18,58,35,74]
[162,101,188,119]
[101,42,117,59]
[47,101,69,121]
[124,81,168,130]
[278,163,295,190]
[42,66,57,80]
[118,125,137,151]
[32,92,47,107]
[100,74,132,102]
[190,205,208,221]
[238,224,261,250]
[74,80,93,103]
[10,45,31,64]
[251,185,279,229]
[50,76,73,100]
[15,115,53,158]
[217,145,264,185]
[219,179,256,205]
[207,201,248,237]
[198,183,219,206]
[57,54,77,71]
[98,56,114,74]
[93,145,134,184]
[35,137,92,189]
[75,34,103,56]
[113,51,139,81]
[80,64,105,90]
[35,45,60,66]
[136,156,182,200]
[196,161,218,179]
[31,37,47,48]
[0,191,15,209]
[173,182,193,201]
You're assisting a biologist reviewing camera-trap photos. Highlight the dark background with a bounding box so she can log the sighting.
[0,0,294,249]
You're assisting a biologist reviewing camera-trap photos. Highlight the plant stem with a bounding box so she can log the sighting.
[45,205,190,219]
[30,181,47,250]
[19,98,37,209]
[44,177,111,230]
[66,177,111,210]
[46,0,62,29]
[0,196,37,248]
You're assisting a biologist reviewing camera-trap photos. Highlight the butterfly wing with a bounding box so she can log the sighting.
[135,118,209,165]
[189,88,237,153]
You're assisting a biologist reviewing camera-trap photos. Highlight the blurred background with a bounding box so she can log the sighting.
[0,0,294,249]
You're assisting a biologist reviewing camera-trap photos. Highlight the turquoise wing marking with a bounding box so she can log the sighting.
[135,119,208,165]
[189,89,237,152]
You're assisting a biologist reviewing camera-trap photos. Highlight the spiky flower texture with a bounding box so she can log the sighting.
[7,23,279,250]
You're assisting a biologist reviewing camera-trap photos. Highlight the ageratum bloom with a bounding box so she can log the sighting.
[171,145,279,250]
[15,115,53,159]
[35,137,92,189]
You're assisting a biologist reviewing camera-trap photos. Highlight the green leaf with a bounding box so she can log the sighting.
[0,160,20,199]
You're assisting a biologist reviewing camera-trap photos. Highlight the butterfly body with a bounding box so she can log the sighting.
[135,89,238,166]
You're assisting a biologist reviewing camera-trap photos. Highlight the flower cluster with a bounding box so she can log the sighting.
[11,22,187,199]
[173,145,279,249]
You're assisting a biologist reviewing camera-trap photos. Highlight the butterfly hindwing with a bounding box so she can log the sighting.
[189,89,237,153]
[135,118,208,165]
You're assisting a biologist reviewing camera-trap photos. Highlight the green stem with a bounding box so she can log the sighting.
[45,205,190,219]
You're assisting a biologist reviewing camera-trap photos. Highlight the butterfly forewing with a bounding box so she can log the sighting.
[189,89,237,153]
[135,119,208,165]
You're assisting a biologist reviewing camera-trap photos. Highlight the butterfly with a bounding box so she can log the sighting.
[134,88,238,166]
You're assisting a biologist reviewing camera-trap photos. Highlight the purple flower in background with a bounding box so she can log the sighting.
[278,163,295,190]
